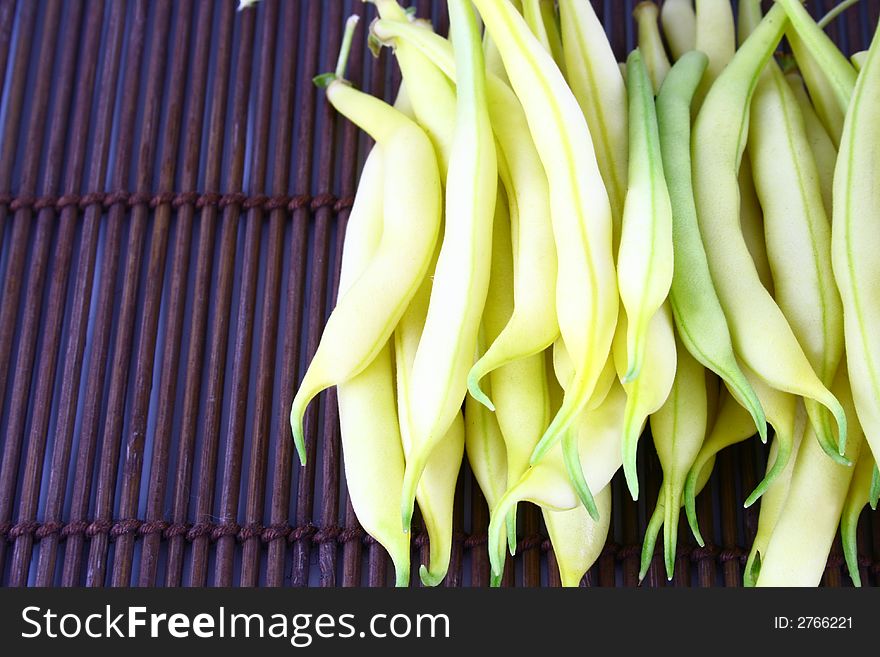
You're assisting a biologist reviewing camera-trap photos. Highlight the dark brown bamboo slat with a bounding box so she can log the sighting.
[470,485,490,587]
[521,504,541,586]
[165,0,237,588]
[35,0,126,587]
[696,472,717,587]
[240,0,299,589]
[188,1,255,587]
[111,0,193,587]
[84,0,173,587]
[138,0,214,587]
[546,545,561,588]
[0,0,36,246]
[0,0,16,116]
[621,476,640,587]
[291,0,344,588]
[213,0,273,588]
[0,0,63,577]
[319,0,377,591]
[27,0,106,586]
[643,440,666,587]
[823,535,844,587]
[719,448,742,586]
[856,508,872,587]
[6,0,88,587]
[445,470,466,587]
[266,0,322,589]
[61,0,148,587]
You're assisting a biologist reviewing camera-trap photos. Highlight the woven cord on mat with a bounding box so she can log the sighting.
[0,0,878,587]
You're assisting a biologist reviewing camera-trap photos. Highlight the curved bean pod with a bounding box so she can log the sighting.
[786,28,847,148]
[684,382,786,546]
[400,0,497,534]
[749,63,844,462]
[692,5,848,463]
[840,445,876,586]
[372,0,456,175]
[736,0,762,45]
[738,154,774,294]
[291,25,442,466]
[558,0,628,238]
[639,452,714,582]
[554,338,616,414]
[335,148,410,587]
[656,51,767,441]
[750,64,842,384]
[470,184,549,565]
[395,244,466,586]
[742,406,807,586]
[543,485,611,587]
[693,0,736,109]
[486,382,627,577]
[785,73,837,220]
[660,0,696,61]
[832,24,880,489]
[645,331,707,580]
[851,50,868,71]
[756,370,864,587]
[614,303,677,500]
[522,0,566,76]
[551,337,614,520]
[618,49,674,383]
[464,370,508,568]
[473,0,618,473]
[634,2,671,93]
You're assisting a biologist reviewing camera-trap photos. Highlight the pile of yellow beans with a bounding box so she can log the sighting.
[285,0,880,587]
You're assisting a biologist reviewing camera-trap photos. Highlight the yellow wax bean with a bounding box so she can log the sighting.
[660,0,696,61]
[395,251,465,586]
[645,331,707,580]
[634,2,671,92]
[613,303,678,500]
[786,72,837,220]
[685,379,794,545]
[756,370,865,587]
[618,49,674,383]
[832,23,880,486]
[486,381,627,577]
[693,0,736,109]
[336,146,410,587]
[737,0,762,44]
[657,51,767,441]
[522,0,566,76]
[749,63,844,464]
[738,154,774,294]
[543,485,611,587]
[743,405,807,586]
[840,445,876,586]
[852,50,868,71]
[558,0,628,239]
[372,0,456,175]
[401,0,497,537]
